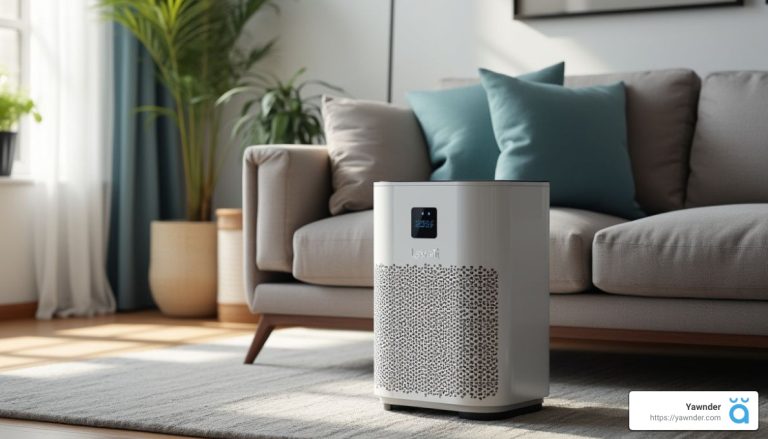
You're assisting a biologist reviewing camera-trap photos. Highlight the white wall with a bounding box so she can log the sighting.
[214,5,279,210]
[267,0,391,101]
[214,0,390,209]
[0,181,37,305]
[393,0,768,103]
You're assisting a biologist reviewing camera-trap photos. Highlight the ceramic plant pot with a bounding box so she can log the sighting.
[149,221,217,317]
[0,131,18,177]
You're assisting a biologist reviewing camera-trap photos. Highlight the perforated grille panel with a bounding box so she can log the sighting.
[374,263,499,400]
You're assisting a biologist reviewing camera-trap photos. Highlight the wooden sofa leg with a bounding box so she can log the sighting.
[243,314,374,363]
[244,315,275,364]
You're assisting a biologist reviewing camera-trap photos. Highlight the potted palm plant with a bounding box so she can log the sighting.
[0,75,41,176]
[99,0,274,316]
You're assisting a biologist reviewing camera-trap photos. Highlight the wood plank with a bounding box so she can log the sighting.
[268,314,374,331]
[0,302,37,321]
[551,326,768,349]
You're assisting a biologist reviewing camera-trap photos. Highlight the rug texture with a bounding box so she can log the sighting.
[0,328,766,438]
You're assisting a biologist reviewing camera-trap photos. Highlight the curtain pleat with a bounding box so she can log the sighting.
[107,25,185,311]
[31,0,116,319]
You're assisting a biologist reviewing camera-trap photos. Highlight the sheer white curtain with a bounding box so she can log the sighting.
[29,0,116,318]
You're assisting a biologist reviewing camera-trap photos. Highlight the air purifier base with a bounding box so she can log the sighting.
[381,397,543,420]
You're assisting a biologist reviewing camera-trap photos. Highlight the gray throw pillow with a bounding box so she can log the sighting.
[686,71,768,207]
[322,96,431,215]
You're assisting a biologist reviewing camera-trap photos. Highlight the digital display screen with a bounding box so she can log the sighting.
[411,207,437,239]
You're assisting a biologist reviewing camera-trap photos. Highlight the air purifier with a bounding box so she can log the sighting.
[373,181,549,419]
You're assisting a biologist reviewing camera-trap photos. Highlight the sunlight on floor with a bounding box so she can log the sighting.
[2,361,113,378]
[0,354,43,369]
[15,339,148,358]
[0,336,64,353]
[55,323,164,337]
[0,312,257,372]
[118,346,242,363]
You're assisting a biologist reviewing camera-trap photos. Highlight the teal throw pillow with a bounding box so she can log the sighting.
[407,62,564,180]
[479,68,644,219]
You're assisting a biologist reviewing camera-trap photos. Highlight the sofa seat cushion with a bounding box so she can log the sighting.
[293,207,624,292]
[550,208,627,293]
[293,210,374,287]
[593,204,768,300]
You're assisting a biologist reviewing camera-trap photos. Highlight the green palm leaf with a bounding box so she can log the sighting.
[225,68,340,147]
[99,0,275,221]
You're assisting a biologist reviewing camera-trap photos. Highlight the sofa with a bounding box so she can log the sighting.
[241,68,768,362]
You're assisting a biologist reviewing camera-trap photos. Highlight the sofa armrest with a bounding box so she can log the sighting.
[242,145,332,305]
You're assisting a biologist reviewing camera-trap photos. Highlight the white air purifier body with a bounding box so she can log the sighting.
[373,181,549,419]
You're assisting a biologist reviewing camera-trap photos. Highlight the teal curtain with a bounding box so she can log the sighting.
[107,25,185,311]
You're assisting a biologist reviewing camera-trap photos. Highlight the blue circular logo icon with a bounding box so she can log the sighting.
[729,397,749,424]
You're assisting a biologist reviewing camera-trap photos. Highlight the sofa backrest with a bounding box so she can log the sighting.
[564,69,700,214]
[685,71,768,208]
[442,69,701,214]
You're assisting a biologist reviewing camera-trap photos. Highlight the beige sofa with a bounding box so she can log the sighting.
[242,69,768,362]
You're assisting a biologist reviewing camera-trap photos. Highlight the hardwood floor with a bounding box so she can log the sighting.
[0,311,258,438]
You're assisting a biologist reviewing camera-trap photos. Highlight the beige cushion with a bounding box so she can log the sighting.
[550,208,627,293]
[593,204,768,300]
[686,72,768,207]
[293,210,373,287]
[322,96,431,215]
[292,207,623,293]
[566,70,700,214]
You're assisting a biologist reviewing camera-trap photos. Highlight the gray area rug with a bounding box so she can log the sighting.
[0,328,766,438]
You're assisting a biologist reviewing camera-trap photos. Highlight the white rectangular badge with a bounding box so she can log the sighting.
[629,391,758,431]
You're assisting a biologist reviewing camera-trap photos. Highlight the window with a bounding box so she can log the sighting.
[0,0,29,174]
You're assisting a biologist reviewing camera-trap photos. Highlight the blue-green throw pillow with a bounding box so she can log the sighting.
[479,68,644,219]
[407,62,564,180]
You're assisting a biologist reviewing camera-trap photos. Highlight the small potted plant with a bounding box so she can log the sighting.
[218,67,341,146]
[0,75,41,176]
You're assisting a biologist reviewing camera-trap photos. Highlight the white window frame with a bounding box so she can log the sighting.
[0,0,31,176]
